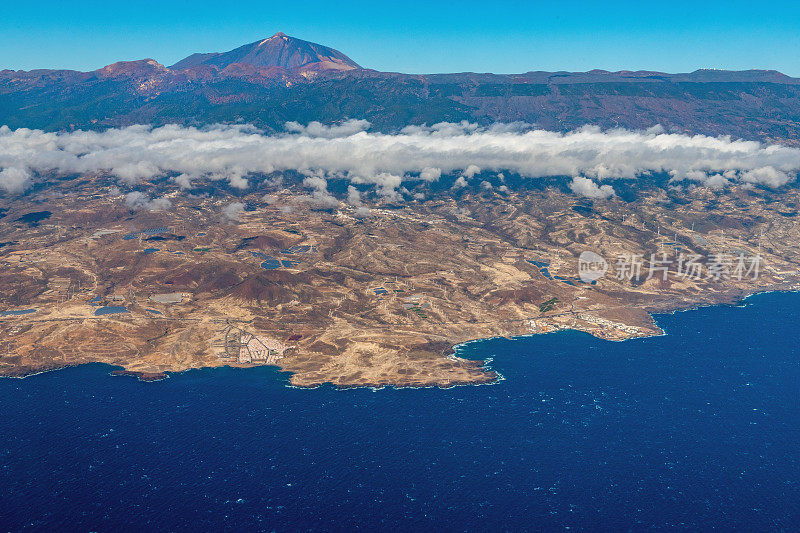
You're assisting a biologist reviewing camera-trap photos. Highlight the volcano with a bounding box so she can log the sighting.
[170,32,361,73]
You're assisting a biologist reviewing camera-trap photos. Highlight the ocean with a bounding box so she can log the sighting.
[1,292,799,530]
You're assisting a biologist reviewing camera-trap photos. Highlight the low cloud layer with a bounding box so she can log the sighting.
[124,191,172,211]
[1,122,799,196]
[570,176,616,199]
[222,202,245,222]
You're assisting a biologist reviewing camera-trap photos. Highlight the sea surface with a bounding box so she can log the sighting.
[1,292,799,530]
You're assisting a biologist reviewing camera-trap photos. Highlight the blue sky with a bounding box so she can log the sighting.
[2,0,799,75]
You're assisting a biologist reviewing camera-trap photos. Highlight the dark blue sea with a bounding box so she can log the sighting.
[2,292,800,531]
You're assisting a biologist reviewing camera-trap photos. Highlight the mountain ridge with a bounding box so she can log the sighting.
[3,32,795,82]
[2,33,800,144]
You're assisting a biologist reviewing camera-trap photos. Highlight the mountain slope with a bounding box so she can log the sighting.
[1,34,800,144]
[170,32,361,73]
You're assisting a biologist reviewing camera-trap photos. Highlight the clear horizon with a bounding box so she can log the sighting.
[2,0,800,75]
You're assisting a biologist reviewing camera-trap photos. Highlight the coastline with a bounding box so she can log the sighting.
[3,287,796,390]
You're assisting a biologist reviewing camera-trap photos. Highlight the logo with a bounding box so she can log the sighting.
[578,251,608,283]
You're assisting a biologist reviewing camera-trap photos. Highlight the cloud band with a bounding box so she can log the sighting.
[0,121,798,195]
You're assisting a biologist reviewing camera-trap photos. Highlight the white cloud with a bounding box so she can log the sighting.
[463,165,481,179]
[302,175,339,208]
[569,176,615,199]
[740,166,791,187]
[222,202,245,221]
[263,174,284,188]
[704,174,730,190]
[171,173,193,190]
[124,191,172,211]
[419,167,442,182]
[306,190,339,209]
[372,173,402,199]
[284,119,371,138]
[0,166,31,193]
[347,185,362,205]
[302,175,328,191]
[1,123,799,197]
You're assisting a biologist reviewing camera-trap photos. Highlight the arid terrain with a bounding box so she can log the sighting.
[1,173,799,388]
